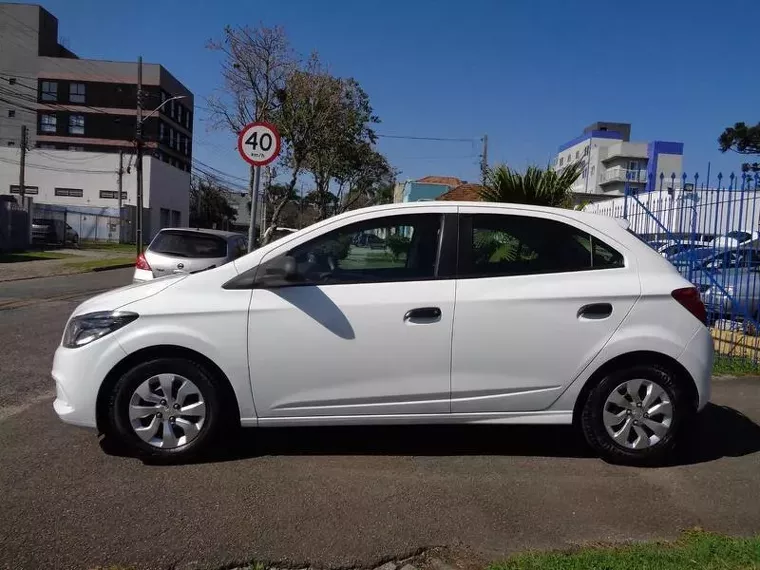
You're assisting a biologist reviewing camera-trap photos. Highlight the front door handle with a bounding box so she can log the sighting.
[404,307,442,323]
[578,303,613,320]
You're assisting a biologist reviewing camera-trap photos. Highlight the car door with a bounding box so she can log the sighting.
[247,208,457,418]
[450,206,641,413]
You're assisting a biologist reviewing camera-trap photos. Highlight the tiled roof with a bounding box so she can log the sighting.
[417,176,464,187]
[436,183,485,201]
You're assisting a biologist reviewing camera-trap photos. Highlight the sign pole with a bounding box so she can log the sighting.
[248,164,261,252]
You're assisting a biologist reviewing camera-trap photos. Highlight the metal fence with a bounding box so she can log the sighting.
[585,169,760,365]
[31,203,122,244]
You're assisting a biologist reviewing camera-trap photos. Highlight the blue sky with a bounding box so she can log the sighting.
[12,0,759,188]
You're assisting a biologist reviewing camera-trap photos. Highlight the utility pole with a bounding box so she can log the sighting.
[117,149,124,243]
[259,166,272,242]
[18,125,27,206]
[480,134,488,185]
[135,56,144,255]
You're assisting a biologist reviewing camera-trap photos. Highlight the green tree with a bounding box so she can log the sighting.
[479,162,583,208]
[189,177,237,229]
[718,122,760,172]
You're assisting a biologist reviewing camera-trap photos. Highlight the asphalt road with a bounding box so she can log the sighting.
[1,270,760,570]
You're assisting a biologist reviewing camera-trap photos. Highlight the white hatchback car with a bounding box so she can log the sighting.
[53,202,713,465]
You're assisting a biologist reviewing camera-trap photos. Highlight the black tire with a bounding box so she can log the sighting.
[580,364,693,466]
[106,357,228,462]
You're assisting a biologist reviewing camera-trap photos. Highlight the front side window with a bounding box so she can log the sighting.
[268,214,442,286]
[69,83,85,103]
[41,81,57,101]
[461,214,623,278]
[68,114,85,135]
[41,114,57,133]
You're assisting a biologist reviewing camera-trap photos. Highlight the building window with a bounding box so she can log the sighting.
[590,165,595,177]
[7,141,15,147]
[69,83,85,104]
[575,150,580,159]
[41,114,57,133]
[99,190,127,199]
[184,136,189,155]
[38,144,56,149]
[7,110,15,118]
[583,167,588,179]
[185,110,191,129]
[10,185,39,195]
[8,78,16,85]
[69,115,85,135]
[41,81,58,102]
[559,156,564,166]
[54,187,83,197]
[159,122,165,142]
[171,210,181,227]
[160,208,171,227]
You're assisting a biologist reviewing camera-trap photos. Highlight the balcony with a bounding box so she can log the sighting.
[598,167,648,186]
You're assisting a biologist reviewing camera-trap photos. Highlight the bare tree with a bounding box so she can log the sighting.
[206,25,294,249]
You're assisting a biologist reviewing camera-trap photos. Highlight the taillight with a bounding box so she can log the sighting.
[135,252,151,271]
[671,287,706,323]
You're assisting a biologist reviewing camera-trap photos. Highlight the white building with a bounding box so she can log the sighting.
[0,147,189,241]
[554,122,684,199]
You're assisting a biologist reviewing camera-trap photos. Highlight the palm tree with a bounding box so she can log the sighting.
[479,162,583,208]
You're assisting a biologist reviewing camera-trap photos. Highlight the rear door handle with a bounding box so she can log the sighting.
[404,307,442,323]
[577,303,613,320]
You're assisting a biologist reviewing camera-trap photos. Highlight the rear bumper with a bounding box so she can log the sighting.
[677,325,714,411]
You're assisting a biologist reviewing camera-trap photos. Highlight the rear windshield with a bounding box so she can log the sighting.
[149,230,227,258]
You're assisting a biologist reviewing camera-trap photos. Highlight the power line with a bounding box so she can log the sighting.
[376,133,477,143]
[0,155,115,174]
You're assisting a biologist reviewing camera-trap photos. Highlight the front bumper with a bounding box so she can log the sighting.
[52,333,128,429]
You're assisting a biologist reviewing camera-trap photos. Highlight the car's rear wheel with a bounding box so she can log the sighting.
[580,364,692,465]
[107,357,226,462]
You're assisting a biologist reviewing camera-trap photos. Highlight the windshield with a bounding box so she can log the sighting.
[149,230,228,258]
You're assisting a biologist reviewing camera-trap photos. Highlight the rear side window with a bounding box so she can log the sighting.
[149,231,227,258]
[461,214,623,278]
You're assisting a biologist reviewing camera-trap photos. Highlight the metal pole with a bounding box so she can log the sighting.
[480,134,488,185]
[19,125,26,204]
[247,164,260,252]
[117,150,123,243]
[135,56,144,255]
[259,166,270,242]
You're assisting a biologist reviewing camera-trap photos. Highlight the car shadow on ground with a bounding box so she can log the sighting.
[102,403,760,467]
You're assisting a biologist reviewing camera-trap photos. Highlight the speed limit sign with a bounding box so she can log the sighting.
[237,121,281,166]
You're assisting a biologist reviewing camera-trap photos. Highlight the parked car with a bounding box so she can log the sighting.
[133,228,247,282]
[658,242,708,259]
[53,202,713,466]
[711,230,759,250]
[262,226,298,243]
[31,218,78,246]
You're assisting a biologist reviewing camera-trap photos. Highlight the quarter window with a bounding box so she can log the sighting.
[41,81,57,101]
[268,214,443,286]
[461,214,623,278]
[69,83,85,103]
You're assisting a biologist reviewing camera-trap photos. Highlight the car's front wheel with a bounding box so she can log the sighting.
[107,357,226,461]
[580,364,692,465]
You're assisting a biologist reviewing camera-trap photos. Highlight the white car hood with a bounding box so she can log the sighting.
[71,274,188,317]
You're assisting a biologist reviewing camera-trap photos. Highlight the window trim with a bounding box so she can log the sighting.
[10,185,38,195]
[40,113,57,133]
[40,80,57,102]
[456,212,625,280]
[68,114,85,135]
[224,212,454,290]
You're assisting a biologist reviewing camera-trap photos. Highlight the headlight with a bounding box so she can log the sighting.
[62,311,138,348]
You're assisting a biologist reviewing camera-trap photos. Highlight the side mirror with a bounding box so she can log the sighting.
[254,255,299,287]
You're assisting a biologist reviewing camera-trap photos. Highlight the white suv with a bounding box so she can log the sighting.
[52,202,713,465]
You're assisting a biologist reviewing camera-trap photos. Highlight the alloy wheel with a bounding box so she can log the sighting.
[602,379,673,450]
[128,373,206,448]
